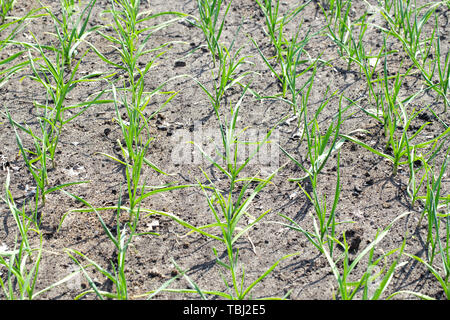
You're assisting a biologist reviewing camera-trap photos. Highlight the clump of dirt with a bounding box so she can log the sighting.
[0,0,448,300]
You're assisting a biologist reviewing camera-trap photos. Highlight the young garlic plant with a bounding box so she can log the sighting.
[253,0,319,115]
[133,25,296,297]
[340,43,450,177]
[193,0,232,67]
[94,0,186,218]
[0,5,44,88]
[0,170,81,299]
[377,0,450,109]
[280,87,349,254]
[281,210,409,300]
[7,26,108,209]
[146,85,295,300]
[399,150,450,300]
[0,0,15,24]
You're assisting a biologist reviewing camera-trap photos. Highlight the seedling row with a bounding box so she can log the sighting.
[0,0,449,300]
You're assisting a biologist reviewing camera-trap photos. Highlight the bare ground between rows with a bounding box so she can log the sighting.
[0,0,449,300]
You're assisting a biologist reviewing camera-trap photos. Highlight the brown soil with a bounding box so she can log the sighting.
[0,0,449,300]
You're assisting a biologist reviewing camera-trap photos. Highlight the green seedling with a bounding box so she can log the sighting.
[25,32,110,169]
[320,0,371,72]
[193,162,288,299]
[380,0,436,63]
[100,84,177,219]
[319,0,352,59]
[56,183,201,303]
[377,44,412,143]
[291,151,341,254]
[255,0,310,65]
[340,110,447,177]
[94,0,187,87]
[326,230,407,300]
[278,82,351,251]
[278,90,346,252]
[143,86,296,300]
[405,146,429,209]
[0,170,82,299]
[182,35,303,297]
[356,37,415,129]
[280,88,348,183]
[340,50,450,176]
[0,0,14,24]
[251,26,319,113]
[193,44,254,118]
[60,186,195,300]
[0,6,46,88]
[418,148,449,264]
[402,152,450,299]
[58,5,196,244]
[377,0,450,108]
[0,229,43,300]
[433,12,450,111]
[1,171,39,300]
[189,1,253,109]
[398,249,450,300]
[112,87,153,220]
[404,127,448,207]
[403,216,450,299]
[3,169,36,249]
[6,108,88,211]
[253,0,316,110]
[320,0,398,83]
[193,0,232,66]
[94,0,186,147]
[93,0,187,219]
[6,27,108,210]
[63,187,159,300]
[280,207,410,300]
[138,34,294,297]
[2,3,104,208]
[0,237,82,300]
[40,0,100,67]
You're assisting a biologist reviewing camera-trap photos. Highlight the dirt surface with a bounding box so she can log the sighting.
[0,0,449,300]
